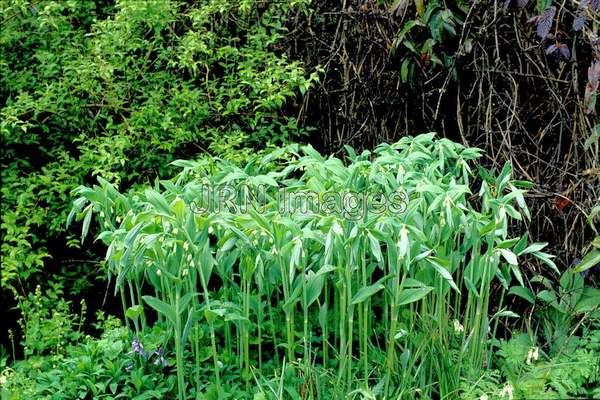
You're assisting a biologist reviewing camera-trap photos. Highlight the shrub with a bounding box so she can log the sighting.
[0,0,319,300]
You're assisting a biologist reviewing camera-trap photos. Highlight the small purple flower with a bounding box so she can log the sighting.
[128,337,148,358]
[125,361,134,372]
[153,347,168,367]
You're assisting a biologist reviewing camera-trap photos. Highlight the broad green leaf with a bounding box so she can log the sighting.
[171,197,187,220]
[306,273,325,307]
[351,282,385,305]
[318,302,328,329]
[145,189,172,215]
[124,222,144,248]
[575,288,600,313]
[179,292,198,313]
[496,238,520,249]
[508,286,535,304]
[204,308,219,324]
[519,242,547,255]
[397,286,433,306]
[368,233,382,262]
[510,264,524,287]
[532,251,559,273]
[428,257,460,292]
[81,205,93,243]
[537,290,559,308]
[573,249,600,273]
[499,248,518,265]
[125,305,144,321]
[143,296,176,324]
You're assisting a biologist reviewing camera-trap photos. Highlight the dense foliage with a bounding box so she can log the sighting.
[1,0,599,399]
[1,0,318,299]
[64,134,599,398]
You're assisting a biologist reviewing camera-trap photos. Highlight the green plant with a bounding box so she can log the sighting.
[390,0,465,83]
[508,268,600,355]
[14,285,84,358]
[71,133,554,399]
[460,317,600,399]
[493,325,600,399]
[0,212,50,298]
[574,235,600,276]
[1,313,177,400]
[1,0,319,303]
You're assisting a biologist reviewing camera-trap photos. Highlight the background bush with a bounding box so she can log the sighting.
[1,0,319,305]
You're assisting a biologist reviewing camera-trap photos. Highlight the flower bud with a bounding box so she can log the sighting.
[453,319,464,334]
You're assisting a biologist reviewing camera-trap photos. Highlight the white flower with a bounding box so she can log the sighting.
[479,394,489,400]
[182,269,188,277]
[500,383,514,400]
[0,375,7,385]
[332,222,343,235]
[100,211,105,218]
[156,269,162,276]
[217,361,223,368]
[394,329,408,339]
[453,319,464,334]
[526,346,539,365]
[183,241,189,251]
[172,228,178,235]
[271,247,278,255]
[208,226,214,234]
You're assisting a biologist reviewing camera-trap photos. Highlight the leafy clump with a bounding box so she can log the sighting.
[1,310,176,400]
[71,133,554,399]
